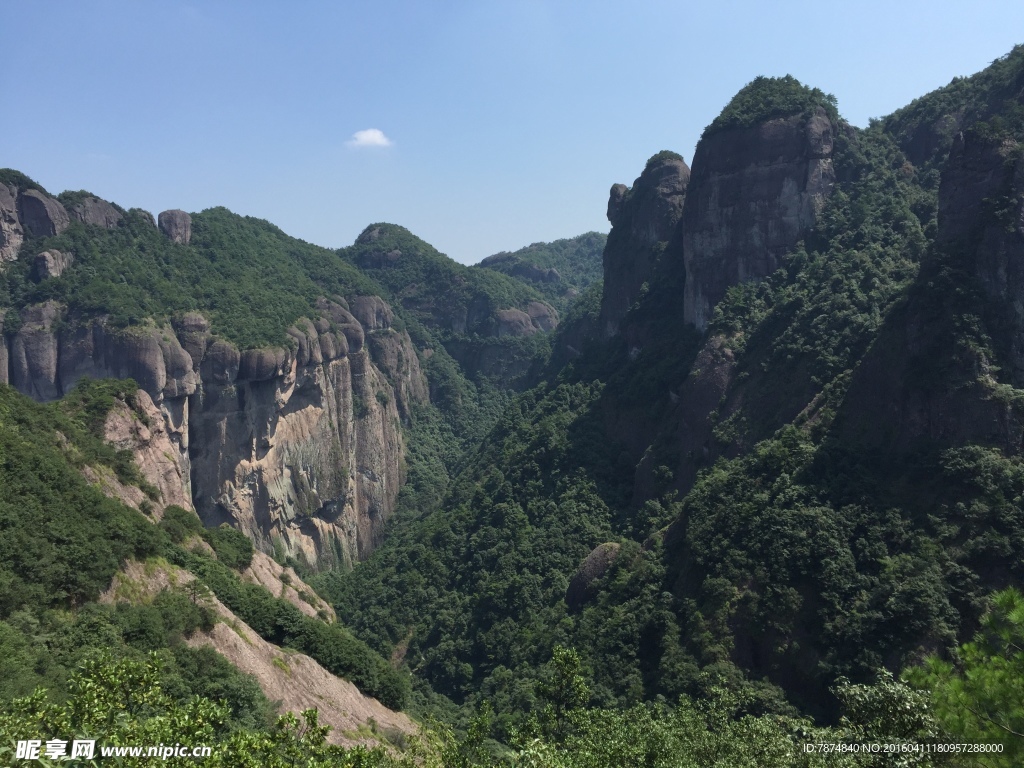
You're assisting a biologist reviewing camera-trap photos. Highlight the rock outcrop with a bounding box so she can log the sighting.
[940,131,1024,383]
[1,295,428,569]
[599,153,690,337]
[836,128,1024,453]
[682,108,836,331]
[102,560,416,747]
[67,194,123,228]
[1,181,73,261]
[0,184,24,262]
[102,389,193,516]
[33,249,74,280]
[566,542,621,611]
[495,308,537,337]
[158,209,192,244]
[17,188,70,239]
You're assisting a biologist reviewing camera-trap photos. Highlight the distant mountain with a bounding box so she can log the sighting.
[475,231,606,314]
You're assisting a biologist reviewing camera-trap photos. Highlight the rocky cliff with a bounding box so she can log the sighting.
[1,294,426,569]
[0,176,71,262]
[599,153,689,337]
[837,127,1024,453]
[0,183,431,568]
[682,107,836,331]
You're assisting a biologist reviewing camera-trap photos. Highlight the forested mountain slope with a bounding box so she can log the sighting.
[475,232,606,314]
[323,46,1024,742]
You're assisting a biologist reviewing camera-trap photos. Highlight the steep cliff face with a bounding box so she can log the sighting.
[599,153,689,337]
[0,179,71,262]
[838,129,1024,452]
[0,296,427,569]
[682,107,836,330]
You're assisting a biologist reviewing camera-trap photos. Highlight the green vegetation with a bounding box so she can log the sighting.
[909,588,1024,765]
[883,45,1024,167]
[475,233,606,313]
[645,149,685,169]
[0,203,382,349]
[704,75,838,138]
[0,380,163,613]
[0,378,408,719]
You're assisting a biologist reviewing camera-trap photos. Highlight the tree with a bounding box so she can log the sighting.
[908,588,1024,766]
[537,646,590,743]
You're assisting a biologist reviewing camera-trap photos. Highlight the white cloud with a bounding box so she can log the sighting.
[346,128,393,148]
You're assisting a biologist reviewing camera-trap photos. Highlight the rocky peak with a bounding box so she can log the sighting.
[599,152,690,336]
[682,105,837,331]
[158,209,192,244]
[17,188,70,239]
[67,194,123,228]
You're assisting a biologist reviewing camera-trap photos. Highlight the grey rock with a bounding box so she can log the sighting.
[158,209,192,244]
[10,301,62,400]
[238,347,291,382]
[68,195,122,228]
[172,313,211,372]
[0,184,24,262]
[526,300,559,332]
[566,543,621,611]
[33,249,74,281]
[349,295,394,331]
[682,108,836,331]
[17,189,70,239]
[495,308,537,337]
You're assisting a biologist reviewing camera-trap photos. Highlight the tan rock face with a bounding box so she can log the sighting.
[7,296,428,569]
[599,156,690,337]
[683,108,836,331]
[242,551,336,621]
[102,389,193,516]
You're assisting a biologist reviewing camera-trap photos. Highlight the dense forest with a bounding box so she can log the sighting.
[2,45,1024,767]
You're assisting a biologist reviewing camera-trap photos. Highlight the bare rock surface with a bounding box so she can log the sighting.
[599,155,690,336]
[6,290,426,568]
[495,308,537,337]
[102,389,193,516]
[67,195,122,228]
[17,189,70,238]
[242,551,336,621]
[0,183,24,262]
[33,249,74,280]
[349,295,394,331]
[683,108,836,331]
[158,209,192,244]
[102,560,416,747]
[526,300,559,332]
[566,542,621,611]
[10,301,62,400]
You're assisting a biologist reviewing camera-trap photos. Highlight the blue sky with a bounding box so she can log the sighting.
[3,2,1022,264]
